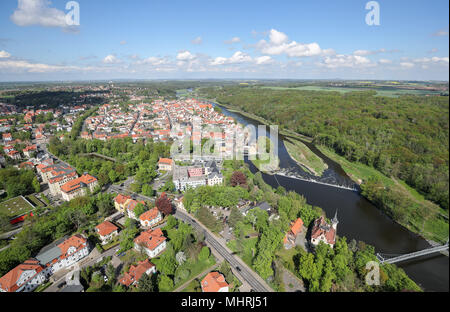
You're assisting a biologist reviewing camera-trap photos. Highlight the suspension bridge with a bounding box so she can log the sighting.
[376,240,449,264]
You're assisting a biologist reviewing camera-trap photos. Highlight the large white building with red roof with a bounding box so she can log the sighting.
[60,174,98,201]
[134,228,167,258]
[0,260,46,293]
[0,234,90,292]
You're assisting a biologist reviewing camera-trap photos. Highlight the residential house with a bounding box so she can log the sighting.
[284,218,303,249]
[158,158,173,171]
[201,272,229,292]
[139,207,162,228]
[119,259,156,288]
[134,228,167,258]
[114,194,132,213]
[95,221,119,245]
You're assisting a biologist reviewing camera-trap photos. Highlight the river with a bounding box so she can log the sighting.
[214,102,449,292]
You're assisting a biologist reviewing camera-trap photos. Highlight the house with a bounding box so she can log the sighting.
[35,234,89,277]
[201,272,229,292]
[0,259,46,292]
[139,207,162,228]
[95,221,119,245]
[158,158,173,171]
[284,218,303,249]
[134,228,167,258]
[119,259,156,288]
[60,174,98,201]
[114,194,132,213]
[22,145,37,158]
[126,199,146,220]
[310,212,338,248]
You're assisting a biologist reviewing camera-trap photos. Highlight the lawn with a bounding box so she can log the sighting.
[0,196,35,218]
[284,138,328,176]
[226,237,258,268]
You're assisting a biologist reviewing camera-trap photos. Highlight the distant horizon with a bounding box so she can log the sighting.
[0,78,449,84]
[0,0,448,81]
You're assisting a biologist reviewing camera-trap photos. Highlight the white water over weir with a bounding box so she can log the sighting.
[275,171,359,192]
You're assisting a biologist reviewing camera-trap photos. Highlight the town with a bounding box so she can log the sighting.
[0,84,347,293]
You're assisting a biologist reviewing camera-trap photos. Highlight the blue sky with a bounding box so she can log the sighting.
[0,0,448,81]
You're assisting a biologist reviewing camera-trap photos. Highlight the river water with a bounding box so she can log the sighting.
[215,102,449,292]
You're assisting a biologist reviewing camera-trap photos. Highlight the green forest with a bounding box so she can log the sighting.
[198,86,449,240]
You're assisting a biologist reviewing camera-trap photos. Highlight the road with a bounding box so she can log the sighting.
[41,149,272,292]
[106,184,273,292]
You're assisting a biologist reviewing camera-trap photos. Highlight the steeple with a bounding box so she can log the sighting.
[332,209,339,229]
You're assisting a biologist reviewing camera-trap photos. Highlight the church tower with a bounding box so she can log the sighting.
[332,209,339,230]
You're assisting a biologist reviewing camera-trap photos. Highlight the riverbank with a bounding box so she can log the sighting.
[210,98,448,246]
[317,145,449,245]
[283,137,328,176]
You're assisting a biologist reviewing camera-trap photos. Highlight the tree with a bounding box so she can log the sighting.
[158,274,174,292]
[133,203,147,218]
[32,177,40,193]
[230,171,247,188]
[198,246,210,262]
[138,273,156,292]
[156,193,173,215]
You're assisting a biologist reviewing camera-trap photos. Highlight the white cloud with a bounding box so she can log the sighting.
[0,51,11,58]
[256,29,323,57]
[224,37,241,44]
[320,54,373,69]
[400,62,415,69]
[191,37,203,45]
[210,51,252,66]
[269,29,288,45]
[176,50,195,61]
[0,59,81,73]
[254,55,273,65]
[103,55,120,64]
[120,40,127,45]
[432,29,449,37]
[378,59,392,64]
[10,0,75,31]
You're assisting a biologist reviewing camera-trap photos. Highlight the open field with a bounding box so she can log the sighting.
[0,196,35,218]
[261,86,444,97]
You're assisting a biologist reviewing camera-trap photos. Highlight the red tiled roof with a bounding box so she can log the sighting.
[119,259,155,287]
[0,259,44,292]
[201,272,229,292]
[114,194,131,205]
[57,234,87,257]
[139,207,160,222]
[96,221,118,237]
[60,174,97,193]
[134,228,166,251]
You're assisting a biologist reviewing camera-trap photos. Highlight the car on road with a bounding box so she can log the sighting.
[235,266,241,272]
